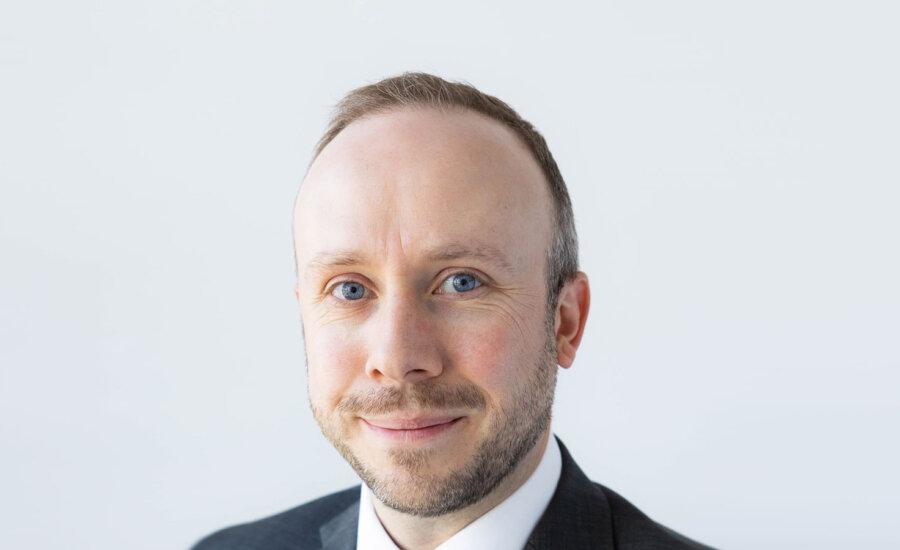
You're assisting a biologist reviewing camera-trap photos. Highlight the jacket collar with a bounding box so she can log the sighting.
[525,438,615,550]
[319,497,359,550]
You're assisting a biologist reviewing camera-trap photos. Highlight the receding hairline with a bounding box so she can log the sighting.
[305,103,540,178]
[296,104,555,241]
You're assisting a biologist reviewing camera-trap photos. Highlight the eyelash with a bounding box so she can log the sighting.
[326,271,487,302]
[435,271,483,295]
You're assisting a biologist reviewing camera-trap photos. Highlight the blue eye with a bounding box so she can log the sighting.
[334,281,367,300]
[440,273,482,294]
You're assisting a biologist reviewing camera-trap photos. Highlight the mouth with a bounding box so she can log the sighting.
[360,415,464,442]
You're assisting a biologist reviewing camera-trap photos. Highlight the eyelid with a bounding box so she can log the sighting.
[434,269,488,295]
[325,275,374,301]
[321,270,490,300]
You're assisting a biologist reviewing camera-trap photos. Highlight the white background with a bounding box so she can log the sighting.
[2,2,898,549]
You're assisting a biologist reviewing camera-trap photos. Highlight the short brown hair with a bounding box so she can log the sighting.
[312,72,578,306]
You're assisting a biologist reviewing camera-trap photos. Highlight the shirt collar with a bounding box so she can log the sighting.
[356,435,563,550]
[358,485,403,550]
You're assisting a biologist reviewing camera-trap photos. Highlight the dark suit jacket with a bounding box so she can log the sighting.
[193,440,714,549]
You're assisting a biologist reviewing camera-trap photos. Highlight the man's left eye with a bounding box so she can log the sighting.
[438,273,483,294]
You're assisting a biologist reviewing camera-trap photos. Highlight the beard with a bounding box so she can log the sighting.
[309,316,559,518]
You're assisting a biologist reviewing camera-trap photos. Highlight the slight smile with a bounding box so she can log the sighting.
[361,416,464,442]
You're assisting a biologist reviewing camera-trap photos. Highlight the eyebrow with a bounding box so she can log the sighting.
[305,250,367,278]
[424,242,514,273]
[304,242,514,278]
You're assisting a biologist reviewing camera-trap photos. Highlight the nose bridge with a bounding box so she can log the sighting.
[366,288,443,384]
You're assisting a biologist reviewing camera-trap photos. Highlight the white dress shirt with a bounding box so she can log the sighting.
[356,435,563,550]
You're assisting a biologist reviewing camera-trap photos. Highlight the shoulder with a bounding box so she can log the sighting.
[596,483,714,550]
[530,439,715,549]
[191,486,360,550]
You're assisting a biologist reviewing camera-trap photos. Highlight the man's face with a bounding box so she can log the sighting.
[294,108,559,516]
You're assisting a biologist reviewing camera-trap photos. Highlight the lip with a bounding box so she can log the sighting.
[361,416,464,441]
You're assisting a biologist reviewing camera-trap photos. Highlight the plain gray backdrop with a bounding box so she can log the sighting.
[2,2,898,549]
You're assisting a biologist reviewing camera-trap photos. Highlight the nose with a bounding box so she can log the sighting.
[365,295,444,385]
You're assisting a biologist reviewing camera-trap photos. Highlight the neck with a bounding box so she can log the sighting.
[371,429,551,550]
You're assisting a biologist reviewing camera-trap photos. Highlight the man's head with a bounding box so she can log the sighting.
[293,74,590,517]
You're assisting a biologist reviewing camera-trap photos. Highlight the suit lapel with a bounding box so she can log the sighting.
[319,498,360,550]
[525,439,616,550]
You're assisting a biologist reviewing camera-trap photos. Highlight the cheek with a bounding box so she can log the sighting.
[305,326,366,407]
[445,316,539,389]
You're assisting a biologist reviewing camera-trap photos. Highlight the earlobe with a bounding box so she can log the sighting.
[554,271,590,369]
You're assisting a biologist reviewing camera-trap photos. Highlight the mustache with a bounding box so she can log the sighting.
[337,381,486,416]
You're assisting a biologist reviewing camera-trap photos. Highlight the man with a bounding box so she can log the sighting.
[194,73,712,550]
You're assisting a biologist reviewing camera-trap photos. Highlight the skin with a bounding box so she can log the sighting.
[293,107,590,550]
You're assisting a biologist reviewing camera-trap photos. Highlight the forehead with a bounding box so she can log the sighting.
[294,108,553,272]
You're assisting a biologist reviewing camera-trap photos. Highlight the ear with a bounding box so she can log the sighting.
[554,271,590,369]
